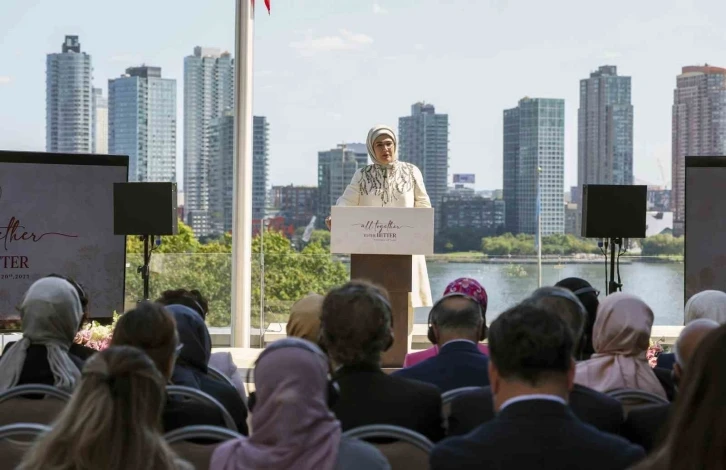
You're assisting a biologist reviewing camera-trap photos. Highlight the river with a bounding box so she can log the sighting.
[421,260,684,326]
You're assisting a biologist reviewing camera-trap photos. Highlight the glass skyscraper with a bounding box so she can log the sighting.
[672,65,726,236]
[46,35,93,153]
[503,97,565,235]
[577,66,633,197]
[108,66,176,182]
[317,144,368,225]
[92,87,108,154]
[398,102,449,234]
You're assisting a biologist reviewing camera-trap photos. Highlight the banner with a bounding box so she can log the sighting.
[453,174,476,184]
[0,152,128,329]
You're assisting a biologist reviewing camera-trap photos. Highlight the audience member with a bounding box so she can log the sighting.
[17,346,192,470]
[167,304,248,433]
[158,288,246,397]
[111,301,230,432]
[392,292,489,392]
[555,277,600,359]
[633,324,726,470]
[623,318,719,453]
[320,281,445,442]
[657,290,726,369]
[575,293,667,399]
[210,338,390,470]
[0,277,84,392]
[44,273,97,360]
[448,286,623,436]
[286,293,325,345]
[403,278,489,368]
[431,304,644,470]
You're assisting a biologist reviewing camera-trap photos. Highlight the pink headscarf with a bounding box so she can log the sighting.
[210,345,342,470]
[575,293,666,398]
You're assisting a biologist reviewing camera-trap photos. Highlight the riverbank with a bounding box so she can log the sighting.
[426,253,632,264]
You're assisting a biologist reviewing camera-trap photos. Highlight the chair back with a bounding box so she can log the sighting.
[343,424,433,470]
[165,425,243,470]
[166,385,238,432]
[607,388,670,417]
[0,385,71,427]
[441,386,482,420]
[207,366,246,403]
[0,423,51,469]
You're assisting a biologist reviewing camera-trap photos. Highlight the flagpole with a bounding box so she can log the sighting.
[231,0,254,347]
[537,166,542,288]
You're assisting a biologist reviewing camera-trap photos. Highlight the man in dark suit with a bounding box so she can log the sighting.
[447,286,624,436]
[623,319,718,452]
[391,294,489,392]
[430,304,644,470]
[321,281,445,442]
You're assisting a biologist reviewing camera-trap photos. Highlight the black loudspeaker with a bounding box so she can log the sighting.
[581,185,647,239]
[114,183,178,235]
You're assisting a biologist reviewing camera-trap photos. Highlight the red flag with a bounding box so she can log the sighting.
[251,0,271,14]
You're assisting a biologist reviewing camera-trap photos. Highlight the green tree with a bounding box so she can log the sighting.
[641,234,684,257]
[481,233,599,256]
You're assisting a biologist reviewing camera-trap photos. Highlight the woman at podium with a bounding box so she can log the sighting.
[326,125,433,307]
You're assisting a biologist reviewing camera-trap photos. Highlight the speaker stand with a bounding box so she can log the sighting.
[137,234,155,301]
[608,237,623,295]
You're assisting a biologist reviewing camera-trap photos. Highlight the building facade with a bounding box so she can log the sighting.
[565,203,581,236]
[208,112,269,234]
[272,185,319,229]
[108,66,176,183]
[647,186,672,212]
[92,87,108,154]
[503,97,565,236]
[183,47,234,236]
[577,66,633,190]
[672,65,726,236]
[46,35,93,153]
[398,102,449,234]
[317,144,368,225]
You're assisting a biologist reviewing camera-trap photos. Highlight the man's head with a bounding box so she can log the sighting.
[428,295,483,345]
[319,281,393,368]
[522,287,587,360]
[487,303,575,411]
[674,318,720,383]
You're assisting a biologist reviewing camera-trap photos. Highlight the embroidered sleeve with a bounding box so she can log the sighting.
[337,169,362,206]
[412,165,431,208]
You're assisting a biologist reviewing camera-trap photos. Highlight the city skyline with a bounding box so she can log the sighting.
[4,0,726,192]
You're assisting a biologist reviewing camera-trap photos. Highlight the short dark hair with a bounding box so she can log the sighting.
[320,281,392,366]
[523,287,585,344]
[431,296,482,333]
[157,288,208,320]
[488,303,574,386]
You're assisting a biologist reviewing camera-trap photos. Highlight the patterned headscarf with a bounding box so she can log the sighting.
[366,125,398,166]
[443,278,488,315]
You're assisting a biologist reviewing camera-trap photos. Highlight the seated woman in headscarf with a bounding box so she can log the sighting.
[0,277,85,392]
[286,293,325,345]
[166,304,249,434]
[327,125,433,309]
[403,278,489,368]
[210,338,390,470]
[555,277,600,360]
[575,292,667,399]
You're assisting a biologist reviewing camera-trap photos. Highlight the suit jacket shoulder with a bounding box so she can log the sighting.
[622,403,671,453]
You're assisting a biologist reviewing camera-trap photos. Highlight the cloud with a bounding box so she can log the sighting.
[373,3,388,14]
[0,76,11,85]
[290,30,373,57]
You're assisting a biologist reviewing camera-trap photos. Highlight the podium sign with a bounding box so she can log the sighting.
[330,207,434,255]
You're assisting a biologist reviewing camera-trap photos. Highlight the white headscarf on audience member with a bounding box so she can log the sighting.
[685,290,726,324]
[0,278,84,392]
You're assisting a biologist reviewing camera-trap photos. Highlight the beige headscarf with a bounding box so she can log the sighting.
[0,277,84,392]
[685,290,726,324]
[286,294,325,344]
[366,125,398,166]
[575,292,666,398]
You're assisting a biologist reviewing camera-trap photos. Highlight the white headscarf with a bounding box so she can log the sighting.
[366,125,398,166]
[685,290,726,324]
[0,277,84,392]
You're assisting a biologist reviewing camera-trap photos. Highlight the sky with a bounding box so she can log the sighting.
[1,0,726,191]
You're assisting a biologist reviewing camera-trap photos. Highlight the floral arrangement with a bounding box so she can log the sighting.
[74,313,120,351]
[646,337,665,368]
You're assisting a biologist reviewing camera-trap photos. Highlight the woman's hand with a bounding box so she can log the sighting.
[325,216,332,231]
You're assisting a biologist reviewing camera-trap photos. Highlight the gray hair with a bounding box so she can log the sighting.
[431,295,483,332]
[522,287,586,343]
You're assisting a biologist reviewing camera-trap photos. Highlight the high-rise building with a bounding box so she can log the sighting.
[577,66,633,190]
[317,144,368,225]
[108,66,176,183]
[183,47,234,236]
[46,35,93,153]
[672,65,726,236]
[92,88,108,154]
[503,97,565,235]
[440,192,505,235]
[272,185,319,229]
[565,203,581,236]
[208,111,269,234]
[398,102,449,234]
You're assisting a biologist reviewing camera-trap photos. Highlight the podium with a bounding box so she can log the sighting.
[331,206,434,367]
